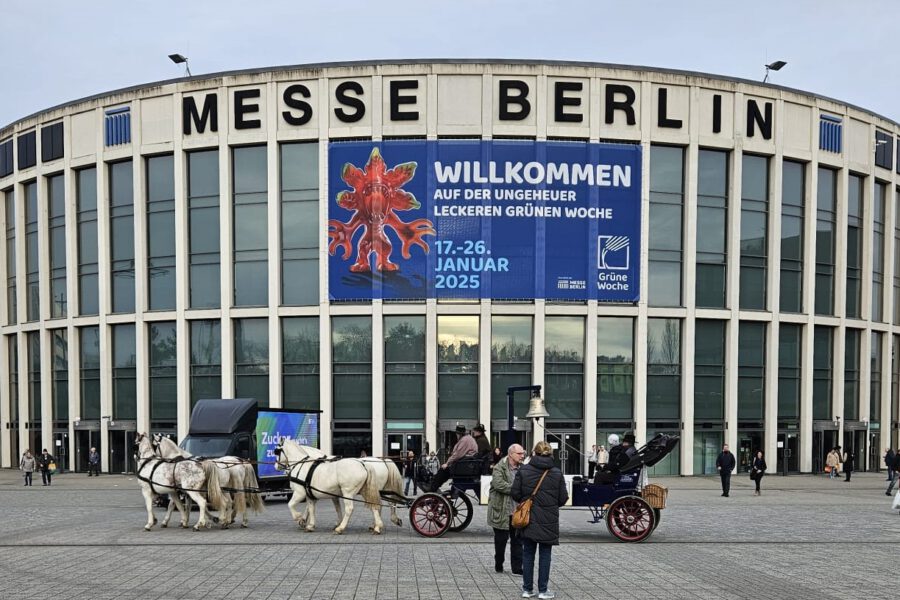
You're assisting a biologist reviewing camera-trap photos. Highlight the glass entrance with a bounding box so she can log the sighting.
[812,429,839,473]
[386,432,423,458]
[868,431,880,473]
[546,431,582,475]
[693,430,723,475]
[75,430,101,472]
[109,430,135,473]
[738,430,763,473]
[52,432,69,473]
[842,429,867,472]
[776,432,800,474]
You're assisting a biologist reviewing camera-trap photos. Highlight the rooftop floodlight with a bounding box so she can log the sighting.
[168,53,192,77]
[763,60,787,83]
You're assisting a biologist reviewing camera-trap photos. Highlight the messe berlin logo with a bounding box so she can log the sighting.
[597,235,630,270]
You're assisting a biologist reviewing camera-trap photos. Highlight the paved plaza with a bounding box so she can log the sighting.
[0,467,897,599]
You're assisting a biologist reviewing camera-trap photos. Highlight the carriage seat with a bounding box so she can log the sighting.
[450,456,487,478]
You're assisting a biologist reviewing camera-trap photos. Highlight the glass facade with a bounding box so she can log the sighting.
[384,316,426,420]
[647,318,681,420]
[79,327,100,420]
[27,331,40,422]
[76,168,99,316]
[846,174,864,319]
[233,146,268,307]
[780,161,805,313]
[109,161,134,313]
[437,315,479,419]
[188,150,220,309]
[739,155,769,310]
[778,324,801,420]
[282,317,320,410]
[5,189,15,323]
[234,318,269,406]
[597,317,634,421]
[51,329,67,422]
[696,149,728,308]
[816,168,837,315]
[813,326,833,421]
[7,335,18,423]
[281,143,319,305]
[648,146,684,307]
[844,329,860,421]
[190,320,221,409]
[47,174,66,318]
[149,321,177,422]
[24,181,38,321]
[146,156,176,311]
[872,182,886,322]
[491,316,533,421]
[332,316,372,419]
[694,320,725,420]
[112,324,136,419]
[737,322,766,421]
[544,316,584,419]
[870,332,882,424]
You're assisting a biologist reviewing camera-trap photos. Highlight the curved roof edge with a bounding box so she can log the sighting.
[3,58,898,134]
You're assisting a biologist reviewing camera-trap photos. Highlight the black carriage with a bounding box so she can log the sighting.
[407,433,679,542]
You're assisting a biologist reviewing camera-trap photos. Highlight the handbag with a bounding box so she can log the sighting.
[48,462,57,474]
[512,469,550,529]
[824,465,832,473]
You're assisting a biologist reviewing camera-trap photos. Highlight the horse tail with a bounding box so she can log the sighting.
[360,463,381,509]
[245,465,265,513]
[203,460,225,509]
[386,459,404,496]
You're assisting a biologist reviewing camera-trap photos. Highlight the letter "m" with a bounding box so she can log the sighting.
[183,94,218,135]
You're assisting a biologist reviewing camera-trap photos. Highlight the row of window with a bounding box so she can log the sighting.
[2,143,319,324]
[648,147,900,321]
[6,316,897,430]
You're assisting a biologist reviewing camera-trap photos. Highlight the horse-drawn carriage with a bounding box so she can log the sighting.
[407,433,679,542]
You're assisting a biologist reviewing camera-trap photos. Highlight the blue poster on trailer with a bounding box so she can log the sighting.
[327,140,641,301]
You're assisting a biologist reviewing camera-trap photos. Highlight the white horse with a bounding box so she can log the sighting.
[359,457,405,529]
[134,432,190,531]
[275,439,381,534]
[149,434,225,531]
[153,434,264,528]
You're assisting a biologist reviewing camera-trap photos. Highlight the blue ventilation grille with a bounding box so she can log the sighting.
[104,107,131,146]
[819,114,842,154]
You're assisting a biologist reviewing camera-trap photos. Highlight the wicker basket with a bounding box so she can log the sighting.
[641,483,668,509]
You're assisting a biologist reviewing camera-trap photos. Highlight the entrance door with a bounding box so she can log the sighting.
[869,432,880,473]
[842,430,867,472]
[75,430,101,472]
[738,431,763,473]
[386,433,423,458]
[52,432,69,473]
[109,430,135,473]
[546,431,582,475]
[491,430,528,455]
[777,432,800,474]
[693,431,723,475]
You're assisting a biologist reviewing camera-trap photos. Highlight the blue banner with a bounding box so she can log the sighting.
[327,140,641,301]
[255,411,319,479]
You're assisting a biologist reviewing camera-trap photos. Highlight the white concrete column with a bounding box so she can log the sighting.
[219,94,234,397]
[680,135,699,475]
[725,146,742,452]
[371,301,384,457]
[583,302,598,474]
[478,300,491,434]
[319,311,332,454]
[267,86,282,410]
[173,106,191,441]
[425,300,438,453]
[318,136,332,453]
[766,149,784,466]
[532,300,546,444]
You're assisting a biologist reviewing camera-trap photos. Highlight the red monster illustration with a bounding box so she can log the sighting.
[328,147,435,272]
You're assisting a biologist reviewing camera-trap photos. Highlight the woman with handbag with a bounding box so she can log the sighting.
[511,441,568,600]
[750,450,767,496]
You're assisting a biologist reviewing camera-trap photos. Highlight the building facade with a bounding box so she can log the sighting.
[1,60,899,475]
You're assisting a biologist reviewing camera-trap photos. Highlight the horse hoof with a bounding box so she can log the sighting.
[181,524,189,529]
[372,529,382,535]
[368,526,374,531]
[144,526,152,531]
[333,529,343,535]
[241,523,248,529]
[161,523,168,529]
[306,527,315,532]
[193,526,201,532]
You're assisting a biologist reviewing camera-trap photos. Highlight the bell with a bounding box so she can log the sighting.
[524,393,550,419]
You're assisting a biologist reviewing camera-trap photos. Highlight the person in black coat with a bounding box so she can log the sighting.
[751,450,767,496]
[511,441,568,599]
[843,449,854,482]
[37,449,55,486]
[715,444,736,497]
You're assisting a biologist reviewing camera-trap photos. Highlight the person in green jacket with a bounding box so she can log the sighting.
[487,443,526,574]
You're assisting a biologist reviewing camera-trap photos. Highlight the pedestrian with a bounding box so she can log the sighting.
[37,448,55,486]
[403,450,418,496]
[750,450,767,496]
[88,447,101,476]
[715,443,736,497]
[19,449,35,486]
[597,445,608,469]
[587,445,598,479]
[423,451,439,475]
[884,448,895,482]
[843,448,854,482]
[487,443,526,574]
[492,447,503,467]
[511,440,568,600]
[886,451,900,496]
[825,447,841,480]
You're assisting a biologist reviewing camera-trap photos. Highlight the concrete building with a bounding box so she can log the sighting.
[1,60,898,475]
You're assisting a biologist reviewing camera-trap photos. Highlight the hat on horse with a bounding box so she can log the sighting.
[455,424,467,434]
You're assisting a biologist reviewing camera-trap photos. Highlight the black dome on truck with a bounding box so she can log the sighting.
[188,398,258,435]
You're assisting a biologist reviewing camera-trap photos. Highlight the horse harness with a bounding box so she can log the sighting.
[137,455,189,496]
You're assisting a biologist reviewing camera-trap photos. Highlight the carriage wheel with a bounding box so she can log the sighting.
[447,493,474,532]
[652,508,661,531]
[409,494,452,538]
[606,496,655,542]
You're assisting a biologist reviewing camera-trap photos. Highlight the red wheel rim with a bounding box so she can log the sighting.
[607,498,653,542]
[410,495,450,538]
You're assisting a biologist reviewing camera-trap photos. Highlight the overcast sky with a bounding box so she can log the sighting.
[2,0,898,128]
